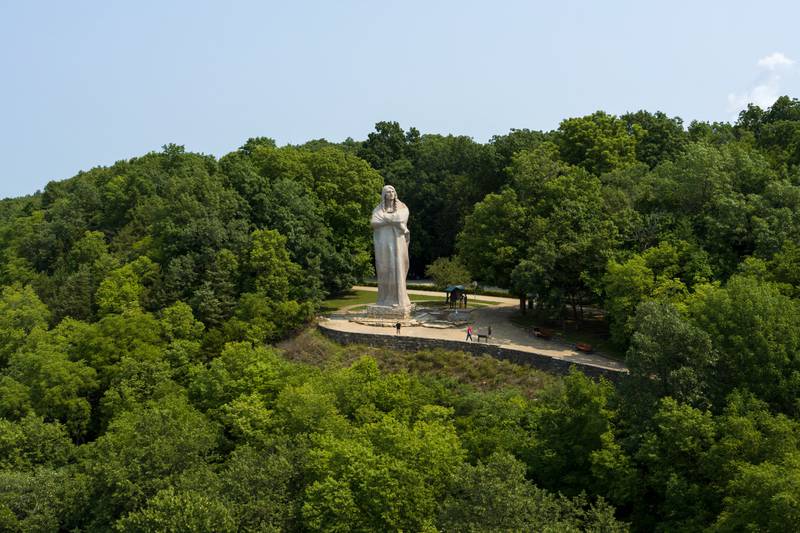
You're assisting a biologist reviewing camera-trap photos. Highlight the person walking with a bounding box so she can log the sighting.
[466,325,473,342]
[395,322,401,335]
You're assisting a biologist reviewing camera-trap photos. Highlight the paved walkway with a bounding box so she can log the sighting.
[323,287,627,373]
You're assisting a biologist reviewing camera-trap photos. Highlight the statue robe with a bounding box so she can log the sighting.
[371,201,411,308]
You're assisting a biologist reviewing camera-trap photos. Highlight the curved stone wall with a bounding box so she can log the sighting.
[318,324,624,383]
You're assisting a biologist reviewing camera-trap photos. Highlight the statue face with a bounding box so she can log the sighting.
[384,187,396,201]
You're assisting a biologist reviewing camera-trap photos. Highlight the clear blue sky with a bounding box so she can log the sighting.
[2,0,799,199]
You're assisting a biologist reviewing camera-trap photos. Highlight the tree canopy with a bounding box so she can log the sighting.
[2,96,800,531]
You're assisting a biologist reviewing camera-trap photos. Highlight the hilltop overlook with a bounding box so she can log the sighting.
[2,102,800,530]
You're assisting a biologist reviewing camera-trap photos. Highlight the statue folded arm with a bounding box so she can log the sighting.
[371,205,410,241]
[371,209,404,226]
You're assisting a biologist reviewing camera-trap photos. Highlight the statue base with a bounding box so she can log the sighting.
[366,303,416,319]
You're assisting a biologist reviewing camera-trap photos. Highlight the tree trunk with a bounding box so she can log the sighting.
[569,295,579,324]
[519,294,526,314]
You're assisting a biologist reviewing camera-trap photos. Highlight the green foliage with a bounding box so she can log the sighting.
[489,128,548,173]
[624,301,716,414]
[217,445,297,531]
[708,392,800,488]
[95,256,157,316]
[458,188,527,289]
[622,110,687,168]
[0,416,74,470]
[98,356,184,428]
[272,383,348,437]
[633,397,718,531]
[768,240,800,296]
[301,413,465,531]
[2,335,97,437]
[159,301,204,341]
[0,140,383,337]
[603,255,656,345]
[712,451,800,532]
[359,121,420,169]
[604,241,712,346]
[322,356,434,421]
[247,228,301,300]
[557,111,638,175]
[737,96,800,168]
[0,468,90,532]
[80,395,221,527]
[687,275,800,413]
[453,388,530,460]
[525,370,619,496]
[439,451,627,533]
[424,256,472,290]
[115,487,237,533]
[461,144,619,316]
[226,141,382,294]
[0,285,50,367]
[359,122,501,276]
[45,230,118,322]
[50,310,165,389]
[188,342,291,411]
[1,107,800,532]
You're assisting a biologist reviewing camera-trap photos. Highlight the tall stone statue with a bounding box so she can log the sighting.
[369,185,413,317]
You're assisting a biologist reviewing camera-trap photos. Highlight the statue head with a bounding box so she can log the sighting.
[381,185,397,211]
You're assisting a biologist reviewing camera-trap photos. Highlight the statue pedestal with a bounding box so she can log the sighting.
[366,303,415,320]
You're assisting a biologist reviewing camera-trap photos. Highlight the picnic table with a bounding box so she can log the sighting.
[531,327,554,340]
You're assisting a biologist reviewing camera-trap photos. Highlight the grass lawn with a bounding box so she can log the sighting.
[320,290,380,312]
[509,309,625,361]
[321,290,495,313]
[346,300,495,312]
[321,290,446,312]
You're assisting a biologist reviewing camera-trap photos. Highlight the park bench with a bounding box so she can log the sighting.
[574,342,593,353]
[532,327,553,340]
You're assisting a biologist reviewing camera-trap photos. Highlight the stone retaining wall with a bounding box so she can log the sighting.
[318,324,624,383]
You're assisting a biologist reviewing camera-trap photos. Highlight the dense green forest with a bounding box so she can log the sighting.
[1,97,800,531]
